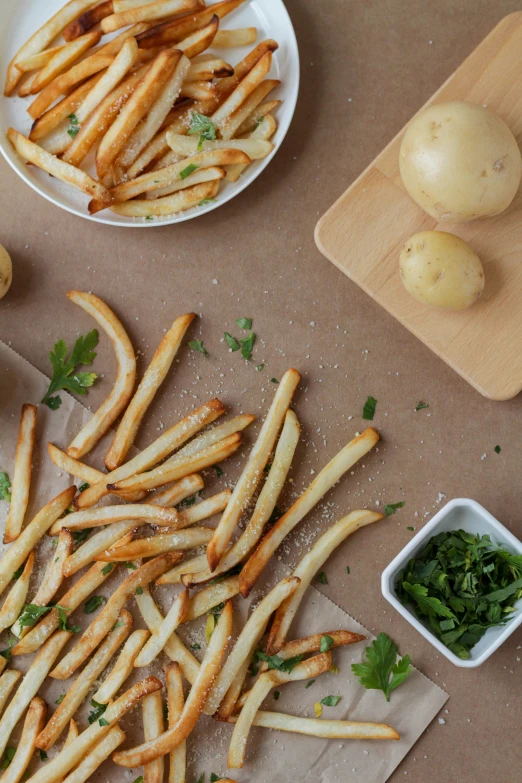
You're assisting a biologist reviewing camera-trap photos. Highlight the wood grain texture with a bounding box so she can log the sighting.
[315,12,522,401]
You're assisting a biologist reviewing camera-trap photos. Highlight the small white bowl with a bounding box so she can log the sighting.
[381,498,522,668]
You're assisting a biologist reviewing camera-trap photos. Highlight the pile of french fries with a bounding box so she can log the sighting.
[0,290,398,783]
[4,0,283,219]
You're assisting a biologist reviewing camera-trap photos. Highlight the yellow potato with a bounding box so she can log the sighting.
[0,245,12,299]
[399,231,485,310]
[400,101,522,222]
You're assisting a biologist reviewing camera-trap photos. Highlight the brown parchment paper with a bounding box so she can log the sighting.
[0,339,448,782]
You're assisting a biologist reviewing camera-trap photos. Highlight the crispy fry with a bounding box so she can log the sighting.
[0,486,75,600]
[185,58,234,82]
[64,719,79,745]
[170,414,254,468]
[36,611,132,750]
[102,0,202,33]
[240,429,381,597]
[145,166,225,199]
[76,398,224,509]
[26,678,162,783]
[211,51,272,131]
[277,630,366,661]
[63,0,115,41]
[179,81,215,101]
[105,313,195,469]
[235,100,281,136]
[113,601,233,767]
[50,554,180,680]
[142,691,164,783]
[12,562,113,656]
[136,0,246,49]
[7,131,110,204]
[66,292,136,459]
[176,16,219,58]
[114,0,159,9]
[110,179,222,216]
[61,726,126,783]
[0,631,70,760]
[184,575,239,622]
[47,444,104,486]
[225,112,277,182]
[228,653,332,768]
[96,527,213,561]
[50,504,181,535]
[203,577,300,717]
[136,587,200,684]
[0,552,34,634]
[1,697,47,783]
[28,75,102,141]
[4,405,37,544]
[4,0,100,96]
[0,671,22,718]
[220,79,279,140]
[207,369,300,571]
[167,132,272,160]
[156,552,209,585]
[17,45,68,74]
[135,589,189,667]
[92,629,150,703]
[75,37,139,125]
[30,31,101,94]
[215,28,257,47]
[165,663,185,783]
[267,510,383,653]
[227,710,400,741]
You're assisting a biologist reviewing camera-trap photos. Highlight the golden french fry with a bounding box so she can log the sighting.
[145,166,225,199]
[30,30,101,94]
[167,131,272,160]
[124,102,196,179]
[211,51,272,132]
[225,113,277,182]
[0,486,75,601]
[135,589,189,668]
[268,510,383,653]
[203,577,300,717]
[36,611,132,750]
[215,27,257,47]
[277,630,366,661]
[75,37,139,125]
[61,726,126,783]
[176,16,219,58]
[227,710,400,741]
[169,414,254,470]
[12,562,113,656]
[92,629,150,703]
[65,292,136,459]
[105,313,196,469]
[0,632,70,760]
[17,45,68,74]
[165,663,185,783]
[50,554,180,680]
[142,691,165,783]
[1,697,47,783]
[0,671,22,718]
[240,429,381,597]
[114,0,159,9]
[76,398,225,509]
[113,602,233,767]
[98,22,155,56]
[179,81,215,101]
[28,75,102,142]
[220,79,279,141]
[136,587,200,684]
[7,130,111,204]
[96,527,213,562]
[47,443,104,486]
[136,0,246,49]
[207,369,300,571]
[235,99,281,136]
[0,552,34,634]
[228,653,332,768]
[157,553,211,585]
[4,0,101,96]
[102,0,202,33]
[4,404,37,544]
[63,0,115,40]
[184,575,239,623]
[50,504,180,535]
[64,719,79,746]
[26,678,162,783]
[185,58,234,82]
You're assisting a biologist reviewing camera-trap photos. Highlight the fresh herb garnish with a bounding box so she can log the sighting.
[319,634,334,652]
[133,778,143,783]
[78,483,90,493]
[113,621,125,629]
[254,651,304,673]
[72,528,93,548]
[178,495,197,509]
[99,717,109,727]
[236,317,252,330]
[224,333,240,351]
[270,377,278,384]
[84,596,106,614]
[255,364,264,371]
[346,566,350,574]
[55,694,65,705]
[41,330,98,410]
[136,586,143,595]
[210,775,222,783]
[273,690,280,700]
[494,445,501,454]
[317,571,328,585]
[12,563,25,581]
[320,695,342,707]
[0,635,16,662]
[1,748,16,770]
[195,775,204,783]
[191,643,201,651]
[384,502,405,516]
[17,604,52,629]
[39,750,48,762]
[102,563,115,575]
[351,632,411,701]
[199,198,217,206]
[407,526,415,531]
[415,402,429,411]
[67,113,80,138]
[187,111,216,150]
[0,472,12,502]
[362,395,377,420]
[305,679,315,688]
[88,699,107,724]
[57,604,80,633]
[180,163,198,180]
[188,339,207,356]
[240,332,255,360]
[254,115,265,129]
[124,562,137,570]
[214,466,223,478]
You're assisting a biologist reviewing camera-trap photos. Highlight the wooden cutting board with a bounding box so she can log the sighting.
[315,12,522,401]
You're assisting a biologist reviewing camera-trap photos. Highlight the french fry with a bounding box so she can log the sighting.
[145,166,225,199]
[114,0,159,9]
[157,552,209,585]
[225,113,277,182]
[136,0,246,49]
[95,527,213,562]
[0,659,6,677]
[206,368,300,571]
[75,37,139,124]
[167,132,273,160]
[30,31,102,94]
[49,504,181,535]
[66,292,136,459]
[0,552,34,634]
[63,475,203,576]
[60,726,126,783]
[134,589,189,668]
[165,663,185,783]
[97,22,155,56]
[0,631,70,760]
[176,16,219,58]
[276,630,366,661]
[240,429,381,597]
[64,719,79,745]
[220,79,279,141]
[47,443,105,486]
[179,81,215,101]
[25,678,162,783]
[235,100,281,135]
[75,398,225,509]
[0,486,75,600]
[0,671,22,718]
[63,0,115,41]
[168,414,254,467]
[105,313,196,469]
[227,710,400,741]
[124,102,197,179]
[92,629,150,703]
[185,58,234,81]
[27,73,102,140]
[142,691,165,783]
[17,45,68,74]
[1,697,47,783]
[4,0,100,96]
[36,610,132,750]
[215,28,257,47]
[50,554,180,680]
[228,653,332,768]
[6,131,111,205]
[184,575,239,622]
[102,0,203,33]
[136,587,200,684]
[113,602,233,767]
[4,404,37,544]
[184,409,299,586]
[267,510,383,653]
[12,562,114,656]
[210,52,272,131]
[203,577,300,717]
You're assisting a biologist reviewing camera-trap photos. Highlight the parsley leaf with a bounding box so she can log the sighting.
[12,563,25,581]
[317,571,328,585]
[17,604,52,629]
[196,775,204,783]
[56,604,80,633]
[494,445,501,454]
[240,332,255,360]
[214,466,223,478]
[384,501,405,516]
[224,333,240,351]
[67,113,80,138]
[78,483,90,493]
[255,364,264,371]
[273,690,280,700]
[191,643,201,651]
[180,163,198,180]
[72,528,93,548]
[99,717,109,727]
[0,472,12,502]
[402,582,456,619]
[101,563,115,575]
[254,651,303,673]
[1,748,16,770]
[136,586,143,595]
[199,198,217,206]
[210,775,222,783]
[187,111,216,150]
[39,750,48,762]
[88,699,107,724]
[320,695,341,707]
[415,401,429,411]
[346,566,350,574]
[55,694,65,705]
[124,562,137,570]
[305,679,315,688]
[351,632,412,701]
[270,377,279,384]
[236,317,252,330]
[362,395,377,420]
[320,634,334,652]
[133,778,143,783]
[188,339,207,356]
[41,329,99,410]
[84,596,106,614]
[0,635,16,662]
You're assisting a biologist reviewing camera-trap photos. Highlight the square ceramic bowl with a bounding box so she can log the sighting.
[381,498,522,668]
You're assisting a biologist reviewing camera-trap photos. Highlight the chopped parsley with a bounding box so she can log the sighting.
[101,563,115,575]
[124,562,137,570]
[320,695,342,707]
[133,778,143,783]
[305,679,315,688]
[407,526,415,531]
[78,483,90,493]
[384,502,405,516]
[346,566,350,574]
[240,332,255,360]
[415,401,429,411]
[317,571,328,585]
[88,699,107,724]
[0,472,11,502]
[72,528,93,548]
[254,115,265,129]
[273,690,280,700]
[0,635,16,662]
[254,650,303,673]
[236,317,252,330]
[224,333,240,351]
[179,163,198,180]
[1,748,16,770]
[255,364,264,371]
[191,643,201,651]
[187,111,216,150]
[214,466,223,478]
[319,634,334,653]
[188,339,207,356]
[57,604,80,633]
[99,717,109,727]
[41,329,98,410]
[199,198,217,206]
[84,596,106,614]
[136,586,144,595]
[270,377,279,384]
[12,562,25,581]
[39,750,48,762]
[352,632,411,701]
[362,395,377,420]
[17,604,52,629]
[494,445,501,454]
[67,113,80,138]
[55,694,65,705]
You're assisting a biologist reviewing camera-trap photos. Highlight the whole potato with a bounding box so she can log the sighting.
[399,231,485,310]
[0,245,12,299]
[400,101,521,221]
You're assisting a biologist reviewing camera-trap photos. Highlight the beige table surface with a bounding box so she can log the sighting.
[0,1,521,780]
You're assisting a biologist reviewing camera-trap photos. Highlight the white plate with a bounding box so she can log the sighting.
[0,0,299,226]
